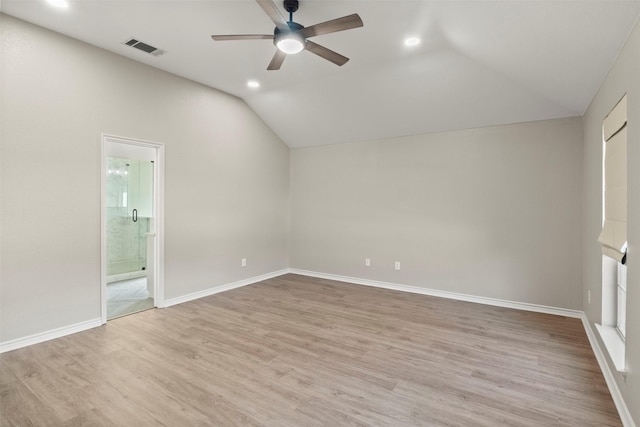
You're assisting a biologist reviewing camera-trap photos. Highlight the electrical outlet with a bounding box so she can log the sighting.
[588,289,591,304]
[394,261,401,271]
[241,258,247,267]
[365,258,371,267]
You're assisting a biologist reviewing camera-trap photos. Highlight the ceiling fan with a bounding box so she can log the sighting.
[211,0,363,70]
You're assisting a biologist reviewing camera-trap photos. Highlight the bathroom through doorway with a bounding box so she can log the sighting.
[101,135,164,321]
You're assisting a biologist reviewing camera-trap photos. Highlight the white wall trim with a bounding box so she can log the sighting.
[581,315,636,427]
[0,318,102,354]
[162,269,290,308]
[289,269,582,318]
[595,323,627,373]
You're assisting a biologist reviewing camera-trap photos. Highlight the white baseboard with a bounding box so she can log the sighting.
[162,269,289,308]
[581,315,636,427]
[0,318,102,354]
[289,269,582,318]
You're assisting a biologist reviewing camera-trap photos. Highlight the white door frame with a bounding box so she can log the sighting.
[100,134,165,323]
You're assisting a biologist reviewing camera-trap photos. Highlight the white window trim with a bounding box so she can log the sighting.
[595,323,626,373]
[616,261,627,338]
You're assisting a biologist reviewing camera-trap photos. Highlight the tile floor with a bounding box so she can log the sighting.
[107,277,154,319]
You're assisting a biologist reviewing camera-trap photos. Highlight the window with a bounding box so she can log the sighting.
[596,94,627,372]
[598,94,627,264]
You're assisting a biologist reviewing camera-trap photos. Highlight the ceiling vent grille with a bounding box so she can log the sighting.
[123,38,164,56]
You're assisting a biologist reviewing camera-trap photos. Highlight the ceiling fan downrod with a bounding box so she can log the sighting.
[283,0,299,23]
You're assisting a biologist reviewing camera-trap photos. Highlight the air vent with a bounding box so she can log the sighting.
[123,38,164,56]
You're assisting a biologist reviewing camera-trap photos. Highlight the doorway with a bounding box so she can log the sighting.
[101,135,164,322]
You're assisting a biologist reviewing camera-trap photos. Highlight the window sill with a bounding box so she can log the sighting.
[595,324,626,373]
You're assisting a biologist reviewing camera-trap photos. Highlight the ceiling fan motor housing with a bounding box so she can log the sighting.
[273,21,305,52]
[274,21,304,37]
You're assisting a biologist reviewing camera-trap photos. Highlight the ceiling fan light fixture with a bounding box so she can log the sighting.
[276,34,305,54]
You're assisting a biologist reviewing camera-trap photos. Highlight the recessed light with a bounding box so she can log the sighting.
[404,37,421,47]
[247,80,260,89]
[46,0,69,8]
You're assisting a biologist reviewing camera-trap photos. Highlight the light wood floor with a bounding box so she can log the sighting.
[1,274,620,426]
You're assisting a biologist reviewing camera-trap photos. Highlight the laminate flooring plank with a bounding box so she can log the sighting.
[108,320,302,424]
[100,350,255,426]
[0,360,62,427]
[277,372,405,425]
[1,346,94,423]
[62,407,125,427]
[0,274,621,426]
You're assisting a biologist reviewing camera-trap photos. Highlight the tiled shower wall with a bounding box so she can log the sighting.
[106,210,149,276]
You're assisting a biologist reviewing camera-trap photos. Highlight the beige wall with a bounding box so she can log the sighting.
[0,15,289,343]
[583,18,640,425]
[290,117,584,309]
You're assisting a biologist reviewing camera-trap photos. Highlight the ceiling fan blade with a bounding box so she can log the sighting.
[305,41,349,66]
[298,14,363,39]
[267,49,287,70]
[211,34,273,41]
[256,0,290,32]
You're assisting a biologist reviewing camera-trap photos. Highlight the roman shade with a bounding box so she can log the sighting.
[598,95,627,263]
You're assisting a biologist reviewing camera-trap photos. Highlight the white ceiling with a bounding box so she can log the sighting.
[3,1,640,148]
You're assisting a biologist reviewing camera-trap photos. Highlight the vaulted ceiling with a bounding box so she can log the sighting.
[3,1,640,148]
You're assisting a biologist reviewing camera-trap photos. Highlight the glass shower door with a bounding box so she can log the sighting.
[106,156,154,319]
[106,158,153,278]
